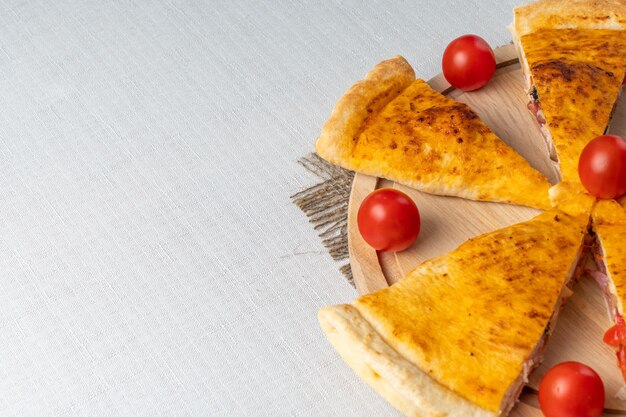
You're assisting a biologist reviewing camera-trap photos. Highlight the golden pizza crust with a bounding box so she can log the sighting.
[316,57,552,209]
[316,56,415,166]
[318,304,495,417]
[593,199,626,224]
[513,0,626,37]
[532,57,623,182]
[520,29,626,76]
[354,208,590,412]
[511,1,626,185]
[319,197,593,415]
[549,182,597,216]
[517,28,626,183]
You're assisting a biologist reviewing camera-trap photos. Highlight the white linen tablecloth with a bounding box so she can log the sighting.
[0,1,522,415]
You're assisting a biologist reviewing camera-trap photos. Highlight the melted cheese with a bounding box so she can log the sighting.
[520,29,626,183]
[353,206,591,412]
[346,79,552,208]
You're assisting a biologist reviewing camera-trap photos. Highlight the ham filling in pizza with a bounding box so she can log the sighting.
[590,236,626,382]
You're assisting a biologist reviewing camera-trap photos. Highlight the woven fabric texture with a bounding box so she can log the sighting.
[0,1,521,415]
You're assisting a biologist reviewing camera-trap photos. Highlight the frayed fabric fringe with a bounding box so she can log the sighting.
[291,153,354,287]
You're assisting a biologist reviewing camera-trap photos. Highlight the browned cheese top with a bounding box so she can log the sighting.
[349,79,552,208]
[521,29,626,183]
[354,206,591,412]
[315,56,552,209]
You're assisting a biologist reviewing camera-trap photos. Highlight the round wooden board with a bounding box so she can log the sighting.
[347,45,626,415]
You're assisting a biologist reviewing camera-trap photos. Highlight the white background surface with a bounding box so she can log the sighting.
[0,1,522,415]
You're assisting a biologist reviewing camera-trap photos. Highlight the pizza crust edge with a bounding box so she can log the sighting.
[315,56,415,168]
[318,304,496,417]
[513,0,626,38]
[510,0,626,90]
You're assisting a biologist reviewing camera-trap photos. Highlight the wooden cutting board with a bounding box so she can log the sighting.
[347,45,626,415]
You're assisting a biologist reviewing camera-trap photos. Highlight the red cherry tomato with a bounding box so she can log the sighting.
[603,315,626,347]
[602,315,626,382]
[578,135,626,199]
[357,188,420,252]
[604,323,626,347]
[538,361,605,417]
[442,34,496,91]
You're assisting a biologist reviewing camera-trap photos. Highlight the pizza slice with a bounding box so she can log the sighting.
[510,0,626,183]
[590,199,626,381]
[315,56,552,209]
[319,183,594,417]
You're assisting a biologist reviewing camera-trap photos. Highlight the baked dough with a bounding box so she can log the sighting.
[319,184,594,417]
[513,0,626,37]
[319,304,495,417]
[316,56,552,209]
[510,0,626,183]
[315,56,416,166]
